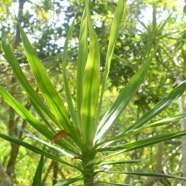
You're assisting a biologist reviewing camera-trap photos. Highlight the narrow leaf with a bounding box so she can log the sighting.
[23,130,76,158]
[146,113,186,127]
[18,23,78,140]
[76,10,88,124]
[62,19,78,128]
[0,87,82,155]
[54,176,82,186]
[95,50,155,143]
[1,30,58,128]
[97,0,125,121]
[101,171,186,181]
[99,81,186,146]
[157,12,173,33]
[80,2,100,146]
[1,26,83,153]
[0,134,81,170]
[125,81,186,132]
[0,87,53,139]
[96,181,132,186]
[99,160,142,166]
[30,99,56,133]
[97,113,186,148]
[32,155,44,186]
[99,131,186,152]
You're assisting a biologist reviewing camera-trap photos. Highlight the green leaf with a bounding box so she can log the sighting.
[100,131,186,152]
[146,113,186,127]
[101,171,186,181]
[32,155,44,186]
[0,87,79,155]
[0,134,81,171]
[97,113,186,148]
[2,28,84,153]
[54,176,82,186]
[97,0,125,123]
[100,81,186,145]
[0,87,53,139]
[30,99,56,133]
[125,81,186,132]
[1,30,58,129]
[23,129,76,158]
[18,23,79,141]
[157,12,173,34]
[137,18,149,31]
[76,10,88,124]
[62,19,78,128]
[99,160,142,166]
[80,2,100,146]
[95,49,155,143]
[96,181,132,186]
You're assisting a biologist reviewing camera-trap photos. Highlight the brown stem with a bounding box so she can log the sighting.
[52,161,58,185]
[0,164,12,186]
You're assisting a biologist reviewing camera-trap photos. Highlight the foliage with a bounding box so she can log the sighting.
[0,0,186,185]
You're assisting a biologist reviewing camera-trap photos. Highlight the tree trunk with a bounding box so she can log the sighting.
[174,73,186,185]
[6,0,28,180]
[0,164,12,186]
[6,78,18,178]
[178,95,186,186]
[144,143,171,186]
[14,0,27,47]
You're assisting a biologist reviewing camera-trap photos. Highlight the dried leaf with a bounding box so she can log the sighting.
[51,130,68,143]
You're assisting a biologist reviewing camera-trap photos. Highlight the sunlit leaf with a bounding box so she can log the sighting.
[62,19,78,128]
[99,131,186,152]
[80,1,100,146]
[0,87,53,139]
[23,130,76,158]
[97,0,125,124]
[18,23,80,143]
[0,134,80,170]
[97,113,186,148]
[126,81,186,132]
[76,9,88,124]
[0,87,82,155]
[1,30,58,129]
[95,49,155,143]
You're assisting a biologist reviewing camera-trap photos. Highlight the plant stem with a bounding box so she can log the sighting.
[82,152,95,186]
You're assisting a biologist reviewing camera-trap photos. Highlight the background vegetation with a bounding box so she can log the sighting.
[0,0,186,185]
